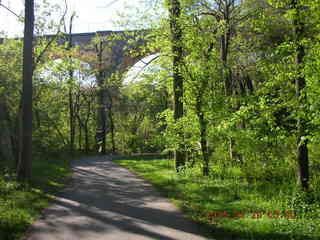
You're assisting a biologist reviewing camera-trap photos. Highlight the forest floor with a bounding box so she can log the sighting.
[25,156,208,240]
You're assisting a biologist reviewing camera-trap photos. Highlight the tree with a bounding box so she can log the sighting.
[290,0,309,191]
[67,13,76,155]
[0,96,14,166]
[17,0,35,181]
[196,0,239,95]
[265,0,310,191]
[196,0,250,161]
[95,36,108,154]
[168,0,186,170]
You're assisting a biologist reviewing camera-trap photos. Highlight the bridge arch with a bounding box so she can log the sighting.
[48,30,155,80]
[52,30,155,153]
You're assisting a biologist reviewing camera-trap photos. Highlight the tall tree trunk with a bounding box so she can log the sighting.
[0,100,14,167]
[222,32,237,160]
[169,0,185,170]
[291,0,309,191]
[196,43,213,176]
[69,88,75,152]
[109,95,116,154]
[218,4,237,161]
[196,102,209,176]
[78,117,82,151]
[84,99,91,153]
[68,14,76,155]
[15,101,22,168]
[17,0,34,181]
[85,121,89,153]
[221,34,232,96]
[96,39,106,154]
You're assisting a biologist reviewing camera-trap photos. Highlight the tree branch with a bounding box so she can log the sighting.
[33,0,68,69]
[0,3,20,18]
[200,11,223,21]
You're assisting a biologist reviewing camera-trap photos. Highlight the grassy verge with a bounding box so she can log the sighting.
[115,157,320,240]
[0,151,87,240]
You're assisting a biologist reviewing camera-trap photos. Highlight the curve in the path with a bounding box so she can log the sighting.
[26,156,209,240]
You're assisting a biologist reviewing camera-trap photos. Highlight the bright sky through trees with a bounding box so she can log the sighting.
[0,0,143,36]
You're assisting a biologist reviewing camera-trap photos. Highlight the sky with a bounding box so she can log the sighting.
[0,0,143,36]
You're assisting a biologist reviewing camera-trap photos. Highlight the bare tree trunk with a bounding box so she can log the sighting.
[222,31,238,161]
[291,0,309,191]
[0,100,14,167]
[15,100,23,168]
[69,88,75,152]
[85,97,91,153]
[76,107,83,152]
[221,34,232,96]
[78,116,82,151]
[169,0,185,171]
[17,0,34,181]
[68,14,76,155]
[85,121,89,153]
[216,2,238,161]
[109,95,116,154]
[244,74,254,94]
[95,39,107,154]
[196,104,209,176]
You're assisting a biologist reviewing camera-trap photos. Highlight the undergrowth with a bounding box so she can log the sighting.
[0,151,85,240]
[115,157,320,240]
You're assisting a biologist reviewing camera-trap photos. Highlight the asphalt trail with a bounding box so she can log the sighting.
[26,156,208,240]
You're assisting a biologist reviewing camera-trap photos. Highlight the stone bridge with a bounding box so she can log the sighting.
[49,30,152,79]
[46,30,154,153]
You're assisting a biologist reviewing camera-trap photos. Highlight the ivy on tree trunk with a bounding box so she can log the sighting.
[291,0,309,191]
[169,0,186,170]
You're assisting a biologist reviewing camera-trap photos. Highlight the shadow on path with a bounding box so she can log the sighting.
[27,156,208,240]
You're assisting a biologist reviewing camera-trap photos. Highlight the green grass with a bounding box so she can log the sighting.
[115,157,320,240]
[0,152,86,240]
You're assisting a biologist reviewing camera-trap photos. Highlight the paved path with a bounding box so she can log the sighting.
[27,156,208,240]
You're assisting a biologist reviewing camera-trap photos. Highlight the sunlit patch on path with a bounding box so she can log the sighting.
[26,156,207,240]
